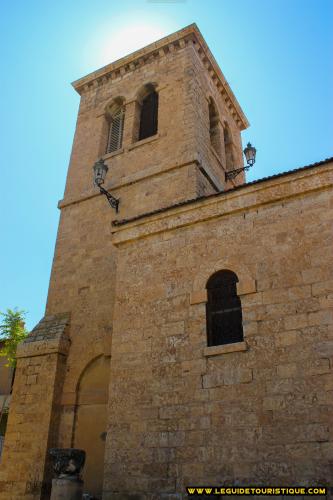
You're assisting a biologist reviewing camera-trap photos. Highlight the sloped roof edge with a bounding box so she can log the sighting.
[113,156,333,227]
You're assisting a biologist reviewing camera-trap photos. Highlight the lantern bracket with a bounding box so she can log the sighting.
[225,142,257,181]
[98,184,119,213]
[93,158,120,212]
[225,165,251,181]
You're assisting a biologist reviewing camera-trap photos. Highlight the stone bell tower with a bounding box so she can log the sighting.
[0,24,250,499]
[60,23,249,223]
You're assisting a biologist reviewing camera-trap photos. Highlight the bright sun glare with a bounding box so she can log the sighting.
[89,23,167,69]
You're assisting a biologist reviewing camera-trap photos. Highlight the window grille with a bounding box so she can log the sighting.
[206,270,244,346]
[139,91,158,140]
[106,106,124,153]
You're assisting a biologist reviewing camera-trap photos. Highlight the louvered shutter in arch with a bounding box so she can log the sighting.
[139,91,158,141]
[106,106,124,153]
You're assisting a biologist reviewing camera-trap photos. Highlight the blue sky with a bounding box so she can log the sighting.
[1,0,332,330]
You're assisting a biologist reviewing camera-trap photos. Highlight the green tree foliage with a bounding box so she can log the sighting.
[0,309,28,367]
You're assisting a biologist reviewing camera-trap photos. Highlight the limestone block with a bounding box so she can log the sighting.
[203,341,247,356]
[202,366,252,387]
[237,278,256,296]
[288,284,312,300]
[276,363,297,378]
[284,313,308,330]
[202,371,224,389]
[263,395,286,411]
[242,320,258,337]
[312,279,333,296]
[314,340,333,357]
[190,290,207,304]
[306,358,330,375]
[275,330,299,347]
[224,367,253,385]
[308,309,333,326]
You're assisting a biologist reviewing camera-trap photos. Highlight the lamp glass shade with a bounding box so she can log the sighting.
[93,159,108,186]
[243,143,256,166]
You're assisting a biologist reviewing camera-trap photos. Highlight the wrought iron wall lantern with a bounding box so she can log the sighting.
[225,142,257,181]
[93,158,119,212]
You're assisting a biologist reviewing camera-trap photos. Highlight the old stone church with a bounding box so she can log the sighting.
[0,24,332,499]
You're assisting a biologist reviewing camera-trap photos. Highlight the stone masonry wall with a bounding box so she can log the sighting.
[105,162,333,498]
[186,44,245,189]
[60,36,245,222]
[3,25,331,500]
[45,195,116,452]
[0,314,70,500]
[62,44,207,211]
[45,28,247,464]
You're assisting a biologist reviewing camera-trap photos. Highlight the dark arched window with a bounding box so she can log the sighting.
[139,90,158,140]
[223,123,234,172]
[206,270,243,346]
[209,98,221,157]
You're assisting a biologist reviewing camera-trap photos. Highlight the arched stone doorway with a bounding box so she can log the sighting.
[73,355,110,499]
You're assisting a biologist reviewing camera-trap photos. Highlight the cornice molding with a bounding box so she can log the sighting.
[58,156,201,210]
[71,24,249,130]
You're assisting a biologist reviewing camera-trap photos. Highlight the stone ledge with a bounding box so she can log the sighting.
[204,341,248,357]
[16,337,70,358]
[58,154,198,209]
[127,133,160,151]
[103,148,124,160]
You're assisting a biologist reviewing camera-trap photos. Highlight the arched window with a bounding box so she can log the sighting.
[139,90,158,140]
[209,98,221,157]
[106,101,125,153]
[206,270,243,346]
[223,123,234,172]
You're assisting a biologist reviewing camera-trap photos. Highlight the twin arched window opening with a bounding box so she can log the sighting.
[206,270,244,346]
[105,86,158,154]
[208,98,234,173]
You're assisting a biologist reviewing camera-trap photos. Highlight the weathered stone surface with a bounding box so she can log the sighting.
[1,23,333,500]
[106,165,333,493]
[0,314,70,499]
